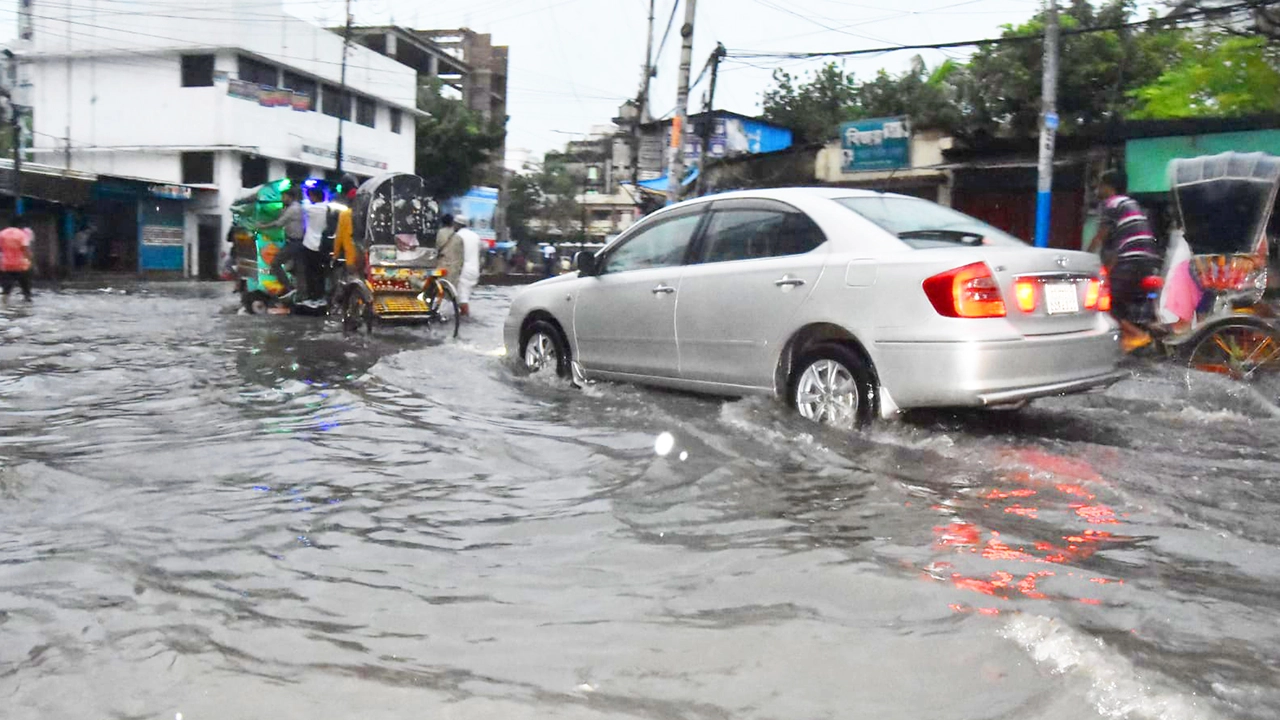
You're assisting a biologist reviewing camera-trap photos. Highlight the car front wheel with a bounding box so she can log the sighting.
[790,344,875,430]
[520,319,571,378]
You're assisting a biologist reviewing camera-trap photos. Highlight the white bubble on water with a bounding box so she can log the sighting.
[679,450,688,461]
[654,432,674,457]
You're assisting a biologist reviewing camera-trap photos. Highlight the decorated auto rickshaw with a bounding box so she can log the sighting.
[230,177,337,315]
[334,172,460,336]
[1144,152,1280,384]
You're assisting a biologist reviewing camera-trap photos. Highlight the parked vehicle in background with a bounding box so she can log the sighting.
[504,188,1124,429]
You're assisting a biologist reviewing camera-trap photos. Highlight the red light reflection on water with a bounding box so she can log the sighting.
[1072,503,1121,524]
[927,450,1131,611]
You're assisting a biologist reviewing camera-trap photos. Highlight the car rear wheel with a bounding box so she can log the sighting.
[520,319,571,378]
[790,344,875,430]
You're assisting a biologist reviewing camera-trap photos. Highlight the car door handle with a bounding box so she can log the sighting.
[774,276,806,288]
[651,284,676,295]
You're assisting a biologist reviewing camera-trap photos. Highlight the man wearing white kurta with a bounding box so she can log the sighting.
[452,215,482,317]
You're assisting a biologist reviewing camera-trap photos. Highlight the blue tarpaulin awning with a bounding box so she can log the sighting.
[627,167,698,194]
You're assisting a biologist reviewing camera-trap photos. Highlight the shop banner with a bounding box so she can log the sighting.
[840,117,911,172]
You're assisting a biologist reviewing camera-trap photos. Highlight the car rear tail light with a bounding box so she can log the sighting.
[923,262,1006,318]
[1084,268,1113,312]
[1014,279,1037,313]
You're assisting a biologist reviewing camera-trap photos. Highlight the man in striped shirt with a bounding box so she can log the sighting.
[1087,170,1165,350]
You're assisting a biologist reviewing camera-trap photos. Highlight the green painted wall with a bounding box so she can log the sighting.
[1126,130,1280,193]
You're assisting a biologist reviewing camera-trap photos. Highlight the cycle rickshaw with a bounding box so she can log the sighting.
[334,172,461,337]
[1144,152,1280,384]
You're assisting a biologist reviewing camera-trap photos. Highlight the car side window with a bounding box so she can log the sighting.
[699,207,826,263]
[602,213,701,274]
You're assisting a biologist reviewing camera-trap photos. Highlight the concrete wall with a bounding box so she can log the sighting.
[28,53,414,177]
[23,0,416,108]
[21,7,419,277]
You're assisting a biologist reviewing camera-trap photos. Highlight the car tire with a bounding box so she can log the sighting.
[789,343,876,430]
[520,319,571,378]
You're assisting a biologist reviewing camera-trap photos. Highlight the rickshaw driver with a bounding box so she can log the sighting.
[329,174,361,276]
[1087,169,1167,352]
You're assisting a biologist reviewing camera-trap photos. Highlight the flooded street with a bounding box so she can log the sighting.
[2,283,1279,720]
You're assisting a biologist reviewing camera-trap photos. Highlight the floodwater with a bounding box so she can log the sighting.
[2,283,1279,720]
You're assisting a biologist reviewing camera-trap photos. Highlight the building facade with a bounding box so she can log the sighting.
[17,0,418,277]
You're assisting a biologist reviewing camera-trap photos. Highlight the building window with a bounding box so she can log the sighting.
[355,97,376,128]
[322,85,349,119]
[390,109,402,134]
[241,155,269,188]
[237,55,277,87]
[180,54,214,87]
[587,166,600,181]
[281,71,316,111]
[181,152,215,185]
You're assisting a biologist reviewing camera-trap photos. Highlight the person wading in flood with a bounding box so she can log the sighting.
[435,213,462,283]
[0,216,34,302]
[451,215,482,317]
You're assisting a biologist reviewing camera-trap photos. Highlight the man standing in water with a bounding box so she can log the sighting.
[435,213,462,282]
[0,217,34,302]
[451,215,482,317]
[1087,170,1165,352]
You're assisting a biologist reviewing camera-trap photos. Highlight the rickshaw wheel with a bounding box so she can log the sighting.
[343,289,374,335]
[1186,319,1280,382]
[242,291,270,315]
[427,280,461,339]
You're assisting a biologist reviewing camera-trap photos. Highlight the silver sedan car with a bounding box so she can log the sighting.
[503,188,1123,428]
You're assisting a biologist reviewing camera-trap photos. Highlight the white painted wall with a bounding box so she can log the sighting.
[24,0,415,108]
[19,0,420,276]
[27,54,415,177]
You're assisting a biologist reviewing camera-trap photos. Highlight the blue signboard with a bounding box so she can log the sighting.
[443,187,500,244]
[840,117,911,172]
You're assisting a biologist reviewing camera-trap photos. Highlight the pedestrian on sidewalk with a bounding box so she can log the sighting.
[0,217,34,302]
[452,215,482,317]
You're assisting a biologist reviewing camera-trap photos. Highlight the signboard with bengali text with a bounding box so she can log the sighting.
[839,117,911,173]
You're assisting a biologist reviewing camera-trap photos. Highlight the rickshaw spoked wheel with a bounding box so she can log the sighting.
[343,287,375,335]
[1185,318,1280,383]
[426,279,461,339]
[242,291,270,315]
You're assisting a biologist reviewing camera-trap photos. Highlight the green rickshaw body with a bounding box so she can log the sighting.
[231,180,291,297]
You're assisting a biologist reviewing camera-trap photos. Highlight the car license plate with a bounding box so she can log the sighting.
[1045,283,1079,314]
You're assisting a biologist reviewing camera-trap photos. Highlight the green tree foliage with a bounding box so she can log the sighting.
[505,155,582,241]
[757,0,1280,140]
[1130,35,1280,118]
[760,62,860,143]
[414,78,506,200]
[966,0,1176,135]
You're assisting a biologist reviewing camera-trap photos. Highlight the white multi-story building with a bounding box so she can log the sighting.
[16,0,418,276]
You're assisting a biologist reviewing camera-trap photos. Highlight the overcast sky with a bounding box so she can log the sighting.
[368,0,1063,165]
[4,0,1167,168]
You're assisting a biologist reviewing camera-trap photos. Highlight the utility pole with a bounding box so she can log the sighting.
[3,50,22,216]
[694,42,725,197]
[630,0,656,188]
[666,0,696,206]
[335,0,354,176]
[1033,0,1059,248]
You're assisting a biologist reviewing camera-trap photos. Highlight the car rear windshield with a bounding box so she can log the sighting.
[834,196,1027,249]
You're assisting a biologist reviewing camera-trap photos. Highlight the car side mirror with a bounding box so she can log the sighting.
[576,251,600,276]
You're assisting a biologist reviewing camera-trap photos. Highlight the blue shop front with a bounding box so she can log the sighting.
[93,177,195,275]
